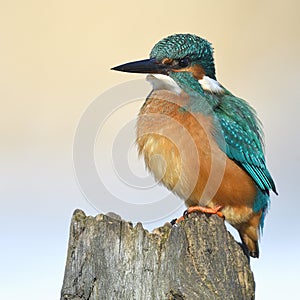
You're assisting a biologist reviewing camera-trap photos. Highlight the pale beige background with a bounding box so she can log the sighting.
[1,1,299,299]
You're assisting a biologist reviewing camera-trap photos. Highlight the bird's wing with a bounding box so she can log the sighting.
[212,93,277,196]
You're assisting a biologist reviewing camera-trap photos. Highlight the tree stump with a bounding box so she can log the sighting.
[61,209,255,300]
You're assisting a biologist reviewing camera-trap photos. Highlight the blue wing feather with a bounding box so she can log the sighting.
[212,92,277,206]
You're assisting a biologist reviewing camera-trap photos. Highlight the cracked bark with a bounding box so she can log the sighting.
[61,209,255,300]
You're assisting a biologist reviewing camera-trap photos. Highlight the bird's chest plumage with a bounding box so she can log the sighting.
[136,89,257,222]
[136,90,220,204]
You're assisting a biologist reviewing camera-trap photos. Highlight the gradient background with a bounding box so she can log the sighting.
[1,1,299,299]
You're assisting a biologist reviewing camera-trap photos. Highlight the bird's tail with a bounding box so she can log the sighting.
[237,211,262,258]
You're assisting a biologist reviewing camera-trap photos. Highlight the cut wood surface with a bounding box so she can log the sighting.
[61,209,255,300]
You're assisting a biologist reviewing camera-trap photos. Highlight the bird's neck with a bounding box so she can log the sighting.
[147,73,224,114]
[147,72,224,96]
[169,72,224,96]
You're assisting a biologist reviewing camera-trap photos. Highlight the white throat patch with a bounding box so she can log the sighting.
[146,74,182,95]
[198,76,224,94]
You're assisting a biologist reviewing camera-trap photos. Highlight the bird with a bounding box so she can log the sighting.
[111,33,277,258]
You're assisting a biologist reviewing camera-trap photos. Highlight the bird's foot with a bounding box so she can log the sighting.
[186,205,224,218]
[171,205,224,225]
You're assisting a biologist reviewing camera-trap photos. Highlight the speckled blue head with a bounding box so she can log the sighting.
[150,34,216,79]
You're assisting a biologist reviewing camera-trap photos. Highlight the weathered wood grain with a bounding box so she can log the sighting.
[61,209,255,300]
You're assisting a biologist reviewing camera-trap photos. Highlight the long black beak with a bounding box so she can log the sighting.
[111,58,169,75]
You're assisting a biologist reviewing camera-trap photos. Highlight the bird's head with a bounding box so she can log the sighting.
[112,34,221,95]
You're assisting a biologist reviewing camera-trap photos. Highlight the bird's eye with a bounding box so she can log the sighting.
[178,57,190,68]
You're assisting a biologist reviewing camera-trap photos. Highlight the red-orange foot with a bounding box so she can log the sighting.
[172,205,224,225]
[186,205,224,218]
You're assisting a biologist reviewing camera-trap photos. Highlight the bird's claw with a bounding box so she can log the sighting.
[170,205,224,226]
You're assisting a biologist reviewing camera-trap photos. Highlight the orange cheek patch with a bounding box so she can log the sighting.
[173,64,205,80]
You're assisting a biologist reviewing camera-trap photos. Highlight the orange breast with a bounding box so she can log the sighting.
[136,90,257,224]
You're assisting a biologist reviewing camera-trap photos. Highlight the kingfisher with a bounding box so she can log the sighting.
[112,33,277,258]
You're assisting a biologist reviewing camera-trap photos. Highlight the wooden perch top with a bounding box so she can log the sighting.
[61,209,255,300]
